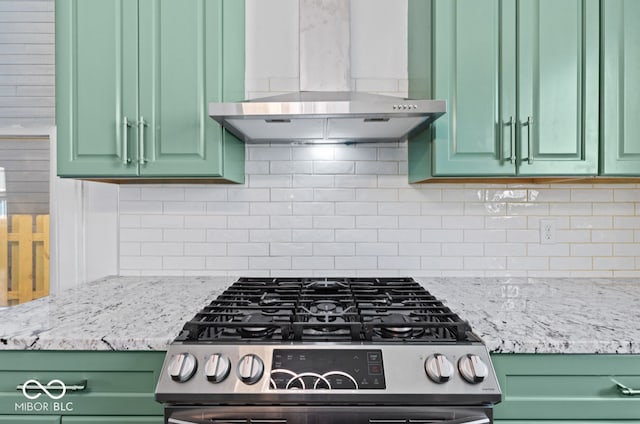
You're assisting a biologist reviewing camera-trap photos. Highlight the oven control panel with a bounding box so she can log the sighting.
[270,349,385,390]
[155,344,502,404]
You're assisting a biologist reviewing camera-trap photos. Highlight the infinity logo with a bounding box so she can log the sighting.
[21,379,67,400]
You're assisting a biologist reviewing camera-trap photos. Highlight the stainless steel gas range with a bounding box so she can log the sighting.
[155,277,501,424]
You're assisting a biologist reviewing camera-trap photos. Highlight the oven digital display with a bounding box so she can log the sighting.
[270,349,385,390]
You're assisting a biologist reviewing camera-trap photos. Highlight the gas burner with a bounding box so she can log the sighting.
[178,277,475,343]
[237,313,276,338]
[378,314,425,339]
[310,300,341,323]
[305,279,348,291]
[259,293,286,307]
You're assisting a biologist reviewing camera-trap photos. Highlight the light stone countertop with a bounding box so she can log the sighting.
[0,276,638,354]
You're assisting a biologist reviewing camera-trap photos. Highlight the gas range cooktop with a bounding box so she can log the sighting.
[176,277,478,343]
[156,277,501,409]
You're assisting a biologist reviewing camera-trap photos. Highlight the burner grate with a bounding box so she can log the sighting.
[176,277,476,343]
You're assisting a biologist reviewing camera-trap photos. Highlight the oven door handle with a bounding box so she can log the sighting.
[441,417,490,424]
[169,416,490,424]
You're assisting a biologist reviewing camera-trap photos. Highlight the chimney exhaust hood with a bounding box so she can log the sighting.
[208,91,445,144]
[209,0,446,144]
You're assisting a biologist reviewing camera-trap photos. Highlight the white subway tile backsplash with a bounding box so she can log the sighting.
[292,256,334,270]
[163,256,205,270]
[314,161,355,175]
[120,215,141,228]
[313,188,356,202]
[163,201,207,215]
[271,161,313,175]
[121,143,640,277]
[334,146,377,161]
[271,188,314,202]
[271,216,312,229]
[250,229,291,242]
[378,202,420,216]
[141,242,184,256]
[336,229,377,242]
[228,243,270,257]
[249,175,292,188]
[313,243,356,256]
[313,216,355,229]
[164,229,206,242]
[379,229,420,242]
[293,175,335,188]
[228,188,270,202]
[207,202,250,215]
[141,187,185,201]
[357,215,399,229]
[293,202,335,216]
[228,215,270,229]
[271,242,313,256]
[356,161,398,175]
[120,201,163,214]
[334,175,377,188]
[208,229,249,243]
[184,243,226,256]
[293,229,334,242]
[140,215,184,229]
[356,243,398,256]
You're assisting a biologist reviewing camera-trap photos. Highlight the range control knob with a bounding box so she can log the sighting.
[204,353,231,383]
[424,354,454,383]
[168,352,198,383]
[237,354,264,385]
[458,354,489,384]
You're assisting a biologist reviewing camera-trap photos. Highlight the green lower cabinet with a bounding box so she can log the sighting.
[601,0,640,175]
[0,351,165,419]
[0,417,60,423]
[492,354,640,421]
[56,0,245,182]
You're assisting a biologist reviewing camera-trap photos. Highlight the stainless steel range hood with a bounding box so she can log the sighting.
[208,91,445,144]
[209,0,446,144]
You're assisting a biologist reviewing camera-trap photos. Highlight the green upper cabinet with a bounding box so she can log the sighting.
[409,0,599,181]
[56,0,245,182]
[601,0,640,175]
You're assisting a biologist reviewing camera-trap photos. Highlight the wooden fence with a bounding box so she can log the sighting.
[0,215,50,306]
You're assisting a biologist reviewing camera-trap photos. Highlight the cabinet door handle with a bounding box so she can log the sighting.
[16,379,88,395]
[505,116,515,164]
[138,117,147,165]
[613,379,640,396]
[122,117,132,165]
[522,116,533,165]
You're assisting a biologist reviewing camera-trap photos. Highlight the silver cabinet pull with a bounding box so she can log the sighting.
[613,379,640,396]
[138,117,147,165]
[122,117,132,165]
[522,116,533,164]
[505,116,515,164]
[17,379,88,393]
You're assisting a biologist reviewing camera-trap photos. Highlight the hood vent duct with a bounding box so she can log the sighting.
[208,0,446,144]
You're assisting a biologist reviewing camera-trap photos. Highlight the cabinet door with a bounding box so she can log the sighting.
[56,0,139,177]
[137,0,242,177]
[516,0,599,176]
[601,0,640,175]
[430,0,517,177]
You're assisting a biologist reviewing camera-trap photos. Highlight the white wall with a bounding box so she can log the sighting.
[118,0,640,278]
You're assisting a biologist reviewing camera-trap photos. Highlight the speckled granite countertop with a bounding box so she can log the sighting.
[0,276,638,353]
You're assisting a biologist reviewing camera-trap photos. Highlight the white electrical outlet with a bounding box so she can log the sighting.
[540,219,556,244]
